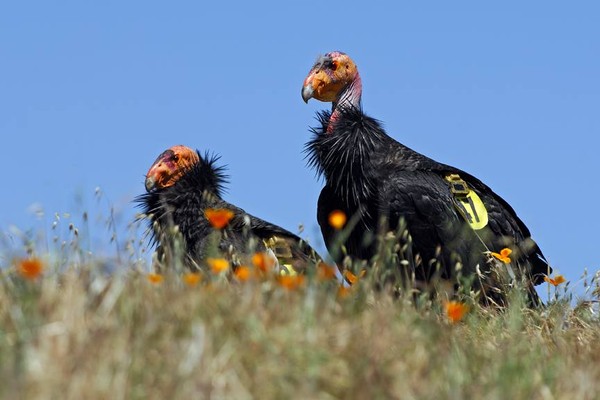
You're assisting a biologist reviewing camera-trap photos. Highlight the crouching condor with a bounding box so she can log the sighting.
[301,51,552,306]
[137,145,323,275]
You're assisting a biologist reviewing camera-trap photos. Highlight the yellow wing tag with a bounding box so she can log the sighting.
[445,174,488,230]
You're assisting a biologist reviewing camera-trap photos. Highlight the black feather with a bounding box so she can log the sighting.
[136,150,322,272]
[306,105,551,305]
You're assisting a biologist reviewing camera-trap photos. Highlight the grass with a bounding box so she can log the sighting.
[1,202,600,399]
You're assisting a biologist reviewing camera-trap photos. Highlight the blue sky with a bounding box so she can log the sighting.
[1,2,599,293]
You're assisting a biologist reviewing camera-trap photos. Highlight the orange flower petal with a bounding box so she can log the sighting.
[17,258,44,280]
[554,275,566,285]
[544,274,566,286]
[344,270,358,285]
[491,248,512,264]
[500,248,512,257]
[204,208,235,229]
[207,258,230,274]
[328,210,347,230]
[147,273,164,284]
[234,265,253,281]
[252,252,276,272]
[337,285,352,298]
[183,272,202,287]
[343,269,366,285]
[277,275,305,290]
[317,262,338,281]
[445,301,469,323]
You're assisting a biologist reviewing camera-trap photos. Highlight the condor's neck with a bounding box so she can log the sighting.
[328,73,363,132]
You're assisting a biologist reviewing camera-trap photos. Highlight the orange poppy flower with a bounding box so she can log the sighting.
[204,208,235,229]
[252,252,276,272]
[234,265,253,281]
[277,275,305,290]
[490,248,512,264]
[544,274,566,286]
[343,269,366,285]
[17,258,44,280]
[147,273,164,285]
[444,301,469,323]
[183,272,202,287]
[337,285,352,298]
[207,258,230,274]
[328,210,347,230]
[317,262,338,281]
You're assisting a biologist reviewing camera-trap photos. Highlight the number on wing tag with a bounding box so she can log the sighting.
[445,174,489,230]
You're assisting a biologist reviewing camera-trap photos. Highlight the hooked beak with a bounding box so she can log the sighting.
[145,175,156,192]
[301,84,314,103]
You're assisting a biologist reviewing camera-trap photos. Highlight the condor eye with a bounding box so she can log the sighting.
[331,61,338,71]
[171,154,179,162]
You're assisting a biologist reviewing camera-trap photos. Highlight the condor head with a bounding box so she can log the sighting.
[301,51,360,104]
[144,145,200,192]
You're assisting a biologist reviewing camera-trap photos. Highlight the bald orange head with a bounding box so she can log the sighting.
[302,51,360,104]
[145,145,200,191]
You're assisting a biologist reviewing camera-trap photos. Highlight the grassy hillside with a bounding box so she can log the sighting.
[1,212,599,399]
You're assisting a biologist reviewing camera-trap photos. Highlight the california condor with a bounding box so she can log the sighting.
[137,145,322,274]
[302,51,551,305]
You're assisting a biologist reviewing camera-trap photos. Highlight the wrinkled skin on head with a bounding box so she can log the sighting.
[145,145,200,191]
[302,51,359,103]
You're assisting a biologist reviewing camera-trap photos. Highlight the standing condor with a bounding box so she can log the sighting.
[137,145,322,274]
[301,51,551,305]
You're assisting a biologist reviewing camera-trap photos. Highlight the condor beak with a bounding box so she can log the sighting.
[145,175,157,192]
[301,84,314,103]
